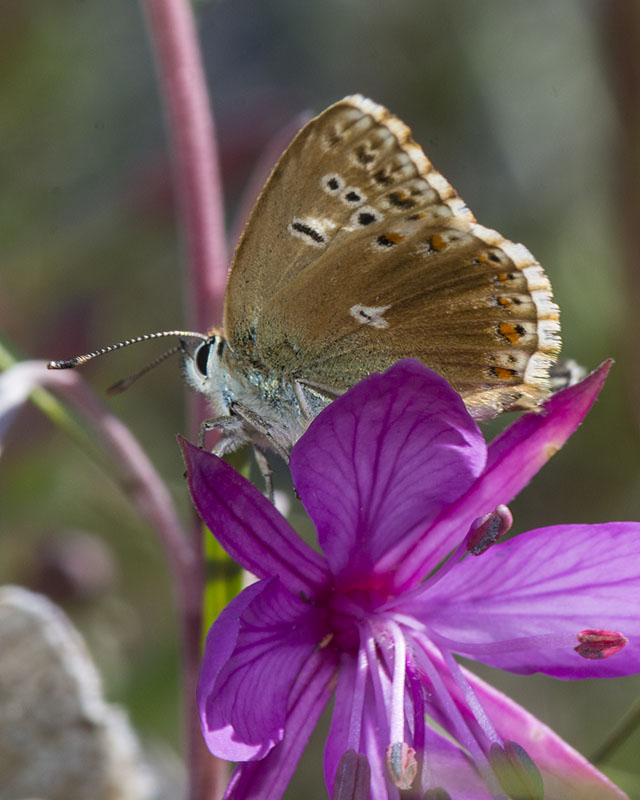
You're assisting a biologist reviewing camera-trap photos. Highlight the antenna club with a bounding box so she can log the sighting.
[47,359,77,370]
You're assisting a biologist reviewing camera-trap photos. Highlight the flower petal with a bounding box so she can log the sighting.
[224,648,336,800]
[198,576,329,760]
[180,437,330,595]
[421,730,493,799]
[290,360,486,587]
[407,644,627,799]
[394,361,611,588]
[420,523,640,678]
[324,660,393,799]
[324,657,491,798]
[465,668,629,800]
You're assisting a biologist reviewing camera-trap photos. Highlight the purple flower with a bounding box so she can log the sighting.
[181,360,640,799]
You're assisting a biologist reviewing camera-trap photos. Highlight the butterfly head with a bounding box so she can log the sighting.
[182,330,236,417]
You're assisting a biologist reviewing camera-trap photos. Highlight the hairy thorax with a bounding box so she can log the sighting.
[183,334,331,456]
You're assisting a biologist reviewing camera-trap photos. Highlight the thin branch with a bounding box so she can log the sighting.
[138,2,229,797]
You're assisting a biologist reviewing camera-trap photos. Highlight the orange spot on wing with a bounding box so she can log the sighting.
[491,366,516,380]
[497,296,512,308]
[431,233,447,251]
[498,322,523,344]
[385,232,405,244]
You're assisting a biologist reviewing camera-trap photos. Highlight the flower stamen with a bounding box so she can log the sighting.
[489,741,544,800]
[347,644,369,751]
[387,621,408,746]
[384,741,417,790]
[466,505,513,555]
[575,629,628,659]
[412,639,489,766]
[333,749,371,800]
[423,789,452,800]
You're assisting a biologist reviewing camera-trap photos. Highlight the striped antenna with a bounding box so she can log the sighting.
[47,330,209,370]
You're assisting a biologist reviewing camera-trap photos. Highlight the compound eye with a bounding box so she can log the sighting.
[194,341,212,376]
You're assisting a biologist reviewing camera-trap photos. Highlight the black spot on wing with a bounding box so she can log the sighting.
[358,211,376,226]
[292,221,325,243]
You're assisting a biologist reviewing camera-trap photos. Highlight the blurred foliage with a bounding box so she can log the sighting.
[1,0,640,797]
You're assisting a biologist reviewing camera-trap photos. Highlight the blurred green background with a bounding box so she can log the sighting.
[1,0,640,797]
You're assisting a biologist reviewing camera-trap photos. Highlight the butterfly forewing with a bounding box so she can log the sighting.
[223,95,560,418]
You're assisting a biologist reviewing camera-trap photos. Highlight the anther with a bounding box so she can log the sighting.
[489,741,543,800]
[333,749,371,800]
[466,505,513,555]
[423,789,452,800]
[575,629,628,660]
[385,741,417,790]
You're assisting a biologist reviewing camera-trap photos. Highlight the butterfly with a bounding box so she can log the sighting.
[50,95,561,472]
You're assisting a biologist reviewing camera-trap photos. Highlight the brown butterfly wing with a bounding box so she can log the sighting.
[224,95,560,417]
[223,95,473,342]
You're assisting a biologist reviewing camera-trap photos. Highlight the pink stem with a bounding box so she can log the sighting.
[142,0,227,332]
[139,1,229,797]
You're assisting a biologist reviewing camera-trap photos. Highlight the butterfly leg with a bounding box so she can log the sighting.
[197,407,286,502]
[252,445,274,503]
[229,401,291,465]
[197,415,241,449]
[293,380,314,419]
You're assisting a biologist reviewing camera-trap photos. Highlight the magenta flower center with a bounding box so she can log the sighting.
[326,587,389,652]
